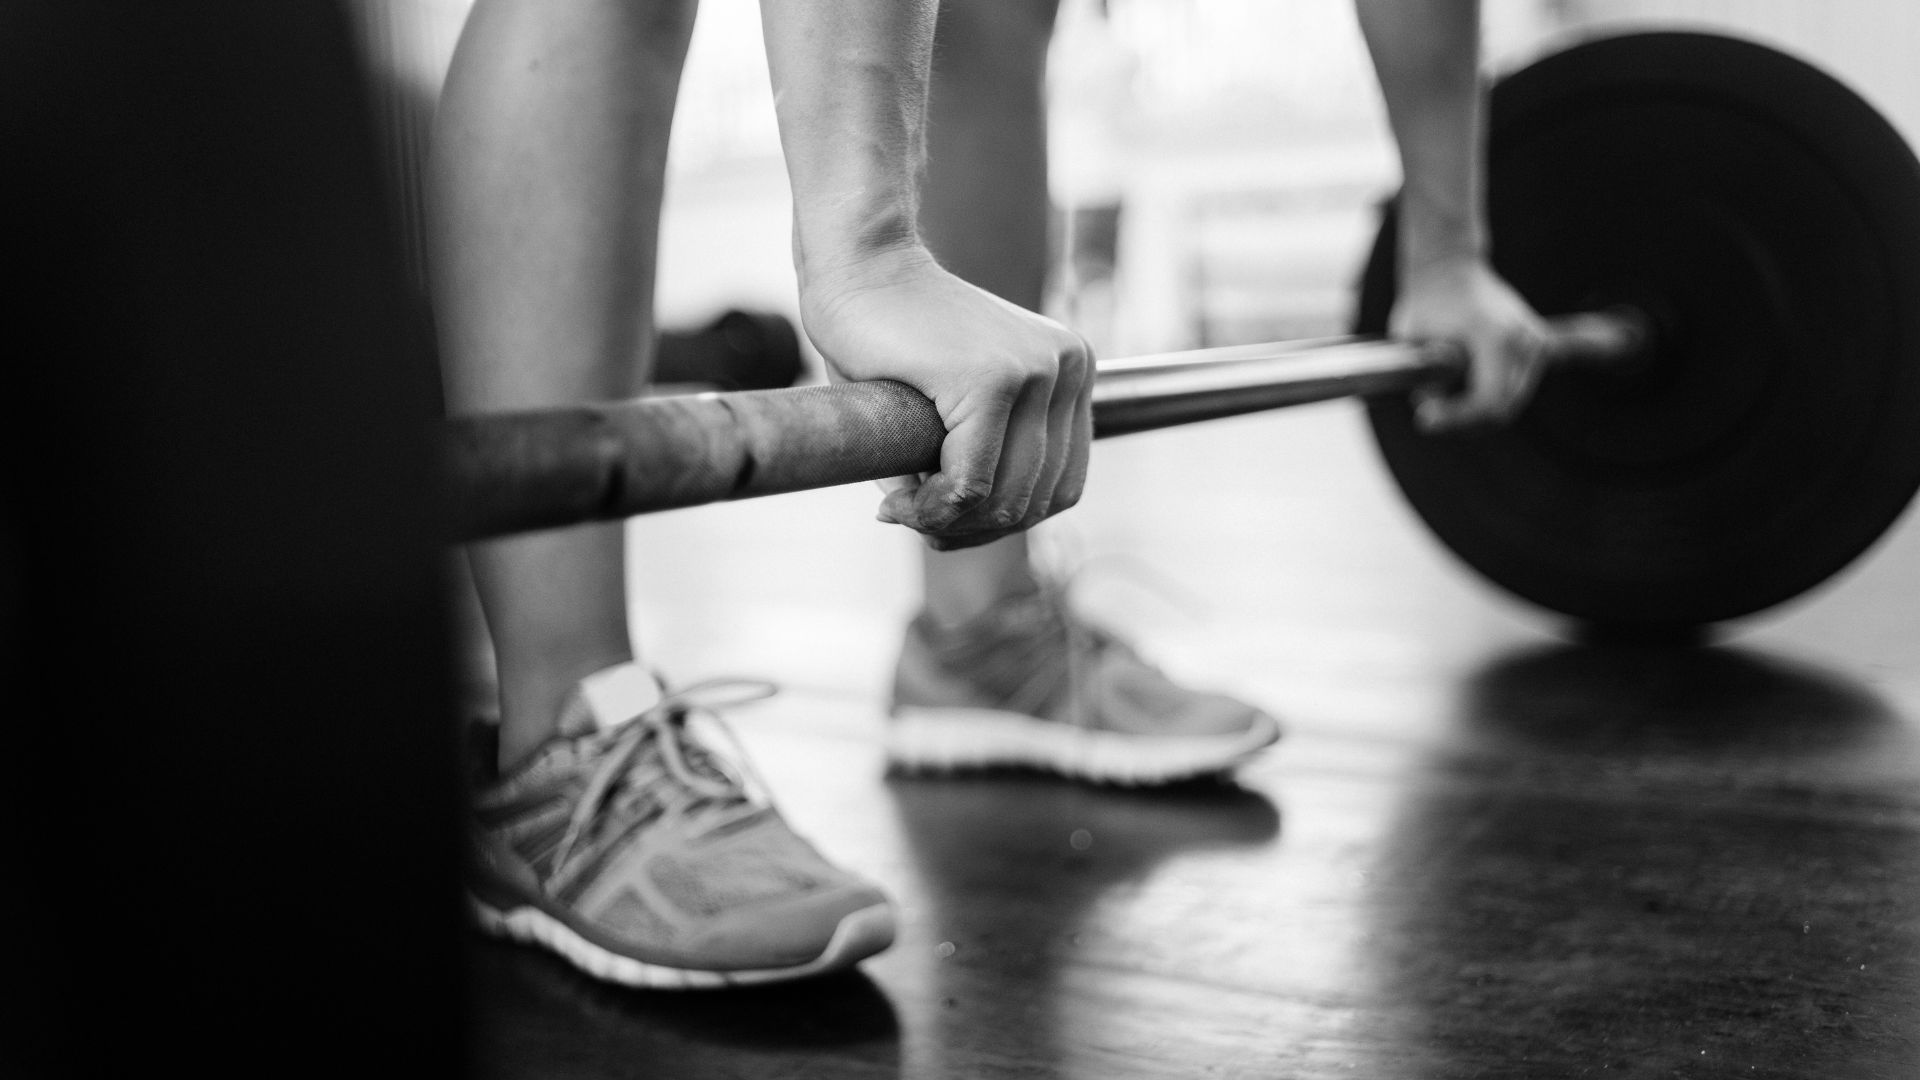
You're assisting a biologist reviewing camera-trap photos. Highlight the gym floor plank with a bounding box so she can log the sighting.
[467,403,1920,1079]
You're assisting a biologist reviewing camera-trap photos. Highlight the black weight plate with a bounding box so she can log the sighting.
[1358,31,1920,628]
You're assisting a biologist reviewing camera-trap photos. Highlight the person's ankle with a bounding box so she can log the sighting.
[495,725,553,775]
[923,573,1046,629]
[493,651,640,771]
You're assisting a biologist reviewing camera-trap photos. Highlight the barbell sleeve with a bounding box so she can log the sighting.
[440,308,1649,540]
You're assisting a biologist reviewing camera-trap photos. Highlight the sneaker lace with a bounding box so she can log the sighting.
[549,678,777,877]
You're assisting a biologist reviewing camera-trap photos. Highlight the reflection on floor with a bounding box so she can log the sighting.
[468,403,1920,1078]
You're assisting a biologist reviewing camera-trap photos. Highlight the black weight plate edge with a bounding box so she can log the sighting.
[1358,30,1920,629]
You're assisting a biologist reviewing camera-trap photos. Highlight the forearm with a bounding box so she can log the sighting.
[759,0,938,292]
[1354,0,1486,270]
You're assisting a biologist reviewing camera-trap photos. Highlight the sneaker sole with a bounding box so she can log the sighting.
[886,707,1280,785]
[469,895,896,989]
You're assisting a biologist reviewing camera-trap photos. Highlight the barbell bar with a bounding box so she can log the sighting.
[439,309,1648,543]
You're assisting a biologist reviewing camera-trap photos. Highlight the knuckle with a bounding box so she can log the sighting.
[1061,354,1094,391]
[1020,358,1058,388]
[943,478,993,511]
[977,379,1023,409]
[984,504,1025,530]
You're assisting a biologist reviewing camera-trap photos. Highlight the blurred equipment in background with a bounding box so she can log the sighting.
[341,1,1920,361]
[1047,0,1139,354]
[655,309,806,392]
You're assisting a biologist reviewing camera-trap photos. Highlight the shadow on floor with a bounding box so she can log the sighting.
[467,937,902,1079]
[881,772,1282,1072]
[1357,642,1920,1079]
[1456,641,1908,760]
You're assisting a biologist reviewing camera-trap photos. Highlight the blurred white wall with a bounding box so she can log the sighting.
[351,0,1920,353]
[1114,0,1920,350]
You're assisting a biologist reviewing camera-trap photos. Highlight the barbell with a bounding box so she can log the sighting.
[439,31,1920,631]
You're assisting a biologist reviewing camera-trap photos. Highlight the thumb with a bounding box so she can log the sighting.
[909,394,1012,531]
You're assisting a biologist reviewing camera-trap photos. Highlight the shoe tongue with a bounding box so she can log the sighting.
[572,662,665,733]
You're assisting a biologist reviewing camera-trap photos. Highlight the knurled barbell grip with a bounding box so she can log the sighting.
[441,381,945,540]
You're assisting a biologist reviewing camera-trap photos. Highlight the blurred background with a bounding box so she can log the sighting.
[342,0,1920,709]
[342,0,1920,704]
[350,0,1920,362]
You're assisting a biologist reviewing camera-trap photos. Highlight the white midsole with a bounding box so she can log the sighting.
[885,707,1279,784]
[469,895,895,989]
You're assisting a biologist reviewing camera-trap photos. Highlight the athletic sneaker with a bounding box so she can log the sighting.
[468,663,895,988]
[888,587,1280,784]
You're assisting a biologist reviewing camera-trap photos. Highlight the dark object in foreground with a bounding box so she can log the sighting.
[4,2,462,1075]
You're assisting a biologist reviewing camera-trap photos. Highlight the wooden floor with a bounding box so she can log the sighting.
[466,401,1920,1079]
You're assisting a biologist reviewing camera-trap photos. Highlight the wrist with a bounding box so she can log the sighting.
[797,240,938,323]
[1397,204,1487,278]
[794,204,925,287]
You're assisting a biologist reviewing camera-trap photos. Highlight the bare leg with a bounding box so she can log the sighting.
[428,0,696,767]
[890,0,1280,784]
[918,0,1062,625]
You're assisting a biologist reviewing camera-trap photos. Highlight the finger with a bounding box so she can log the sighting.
[903,386,1015,533]
[878,496,1018,547]
[875,473,919,496]
[1470,326,1547,425]
[1416,386,1474,433]
[1465,334,1513,425]
[1417,372,1501,432]
[1041,338,1096,517]
[933,367,1054,533]
[873,473,922,524]
[1020,338,1091,523]
[921,524,1025,552]
[1504,327,1550,415]
[1429,323,1539,431]
[1414,338,1492,432]
[877,479,921,525]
